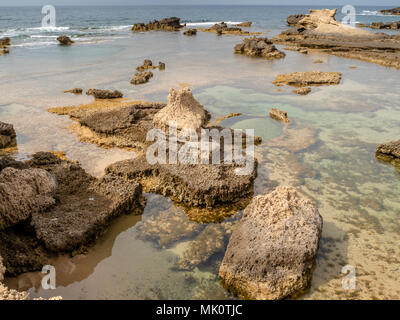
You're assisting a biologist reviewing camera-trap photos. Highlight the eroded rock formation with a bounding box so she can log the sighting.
[86,89,123,99]
[272,71,342,89]
[132,17,184,32]
[219,186,323,300]
[57,36,74,45]
[0,122,16,149]
[0,37,10,56]
[131,71,154,85]
[376,140,400,171]
[234,37,286,60]
[269,108,290,123]
[380,7,400,15]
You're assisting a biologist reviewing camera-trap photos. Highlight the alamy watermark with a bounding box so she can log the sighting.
[145,121,255,176]
[41,265,56,290]
[342,265,356,290]
[341,5,357,28]
[41,5,56,28]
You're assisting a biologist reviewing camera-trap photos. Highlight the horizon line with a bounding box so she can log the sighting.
[0,4,397,7]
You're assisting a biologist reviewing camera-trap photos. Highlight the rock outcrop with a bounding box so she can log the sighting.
[183,29,197,36]
[219,186,323,300]
[380,7,400,15]
[132,17,184,32]
[0,152,145,275]
[136,59,157,72]
[86,89,123,99]
[234,22,252,27]
[200,22,261,36]
[234,37,286,60]
[0,37,10,56]
[358,21,400,30]
[287,14,307,26]
[273,71,342,88]
[293,87,312,95]
[376,140,400,171]
[273,9,400,69]
[57,36,74,45]
[131,71,154,85]
[0,121,16,149]
[153,87,211,131]
[269,108,290,123]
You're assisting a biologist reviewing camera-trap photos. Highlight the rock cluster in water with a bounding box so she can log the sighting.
[132,59,165,85]
[200,22,260,36]
[273,9,400,69]
[0,37,10,55]
[219,186,323,300]
[57,35,74,45]
[269,108,290,123]
[132,17,184,32]
[0,121,16,149]
[234,37,286,60]
[380,7,400,15]
[358,21,400,30]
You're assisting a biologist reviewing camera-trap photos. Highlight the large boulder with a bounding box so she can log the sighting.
[153,87,211,131]
[219,186,323,300]
[0,122,16,149]
[0,167,57,230]
[234,37,286,60]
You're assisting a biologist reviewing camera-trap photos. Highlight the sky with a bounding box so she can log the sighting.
[0,0,398,7]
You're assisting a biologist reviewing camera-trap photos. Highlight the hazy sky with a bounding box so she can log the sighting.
[0,0,398,6]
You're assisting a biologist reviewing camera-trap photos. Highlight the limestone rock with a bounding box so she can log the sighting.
[219,186,323,300]
[273,71,342,87]
[0,121,16,149]
[234,37,286,60]
[287,14,307,26]
[269,108,290,123]
[86,89,123,99]
[131,71,153,85]
[132,17,184,32]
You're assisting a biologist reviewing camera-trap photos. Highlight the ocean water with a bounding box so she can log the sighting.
[1,5,400,300]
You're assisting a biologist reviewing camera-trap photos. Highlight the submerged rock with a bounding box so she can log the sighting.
[376,140,400,170]
[183,29,197,36]
[86,89,123,99]
[269,108,290,123]
[57,36,74,45]
[132,17,184,32]
[153,87,211,131]
[272,71,342,87]
[131,71,153,85]
[219,186,323,300]
[0,121,16,149]
[234,37,286,60]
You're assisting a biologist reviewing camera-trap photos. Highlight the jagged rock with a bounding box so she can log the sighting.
[376,140,400,170]
[174,224,226,270]
[131,71,153,85]
[0,121,16,149]
[158,61,166,70]
[132,17,184,32]
[273,71,342,87]
[86,89,123,99]
[136,59,156,71]
[293,87,312,95]
[380,7,400,15]
[269,108,290,123]
[57,36,74,45]
[0,37,10,56]
[0,167,57,230]
[234,22,252,27]
[287,14,307,26]
[0,157,28,172]
[234,37,286,60]
[201,22,259,36]
[183,29,197,36]
[153,87,211,131]
[219,186,323,300]
[64,88,83,94]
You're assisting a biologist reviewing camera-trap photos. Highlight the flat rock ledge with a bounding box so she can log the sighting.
[272,71,342,89]
[132,17,184,32]
[376,139,400,171]
[0,152,145,276]
[199,22,261,36]
[219,186,323,300]
[234,37,286,60]
[0,121,17,149]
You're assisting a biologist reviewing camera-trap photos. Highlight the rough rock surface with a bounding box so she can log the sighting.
[57,36,74,45]
[183,29,197,36]
[0,167,57,230]
[158,61,166,70]
[0,152,145,275]
[0,37,10,55]
[132,17,184,32]
[153,87,211,131]
[234,37,286,60]
[131,71,153,85]
[376,140,400,171]
[200,22,260,36]
[269,108,290,123]
[273,71,342,87]
[86,89,123,99]
[358,21,400,30]
[219,186,323,300]
[287,14,307,26]
[0,121,17,149]
[293,87,312,95]
[0,256,29,300]
[273,9,400,69]
[136,59,157,71]
[380,7,400,15]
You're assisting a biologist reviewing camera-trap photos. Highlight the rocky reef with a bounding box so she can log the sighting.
[376,140,400,172]
[0,37,10,56]
[131,71,154,85]
[0,122,16,149]
[0,152,145,275]
[57,36,74,45]
[132,17,184,32]
[380,7,400,15]
[358,21,400,30]
[219,186,323,300]
[274,9,400,69]
[199,22,261,36]
[86,89,123,99]
[234,37,286,60]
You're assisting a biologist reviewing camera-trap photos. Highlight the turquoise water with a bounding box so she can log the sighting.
[1,5,400,300]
